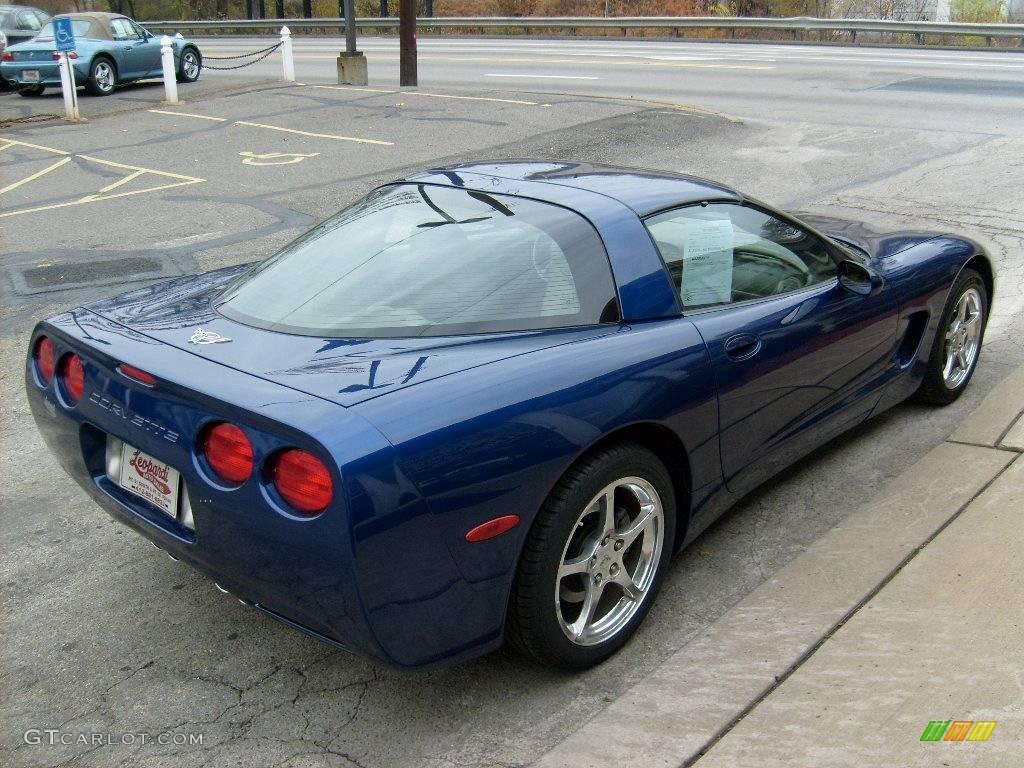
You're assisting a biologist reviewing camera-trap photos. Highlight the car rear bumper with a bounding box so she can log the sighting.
[1,61,87,87]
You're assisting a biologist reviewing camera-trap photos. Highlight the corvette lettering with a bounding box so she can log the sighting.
[88,392,179,443]
[128,450,172,495]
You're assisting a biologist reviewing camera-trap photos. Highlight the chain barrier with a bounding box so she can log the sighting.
[200,42,283,71]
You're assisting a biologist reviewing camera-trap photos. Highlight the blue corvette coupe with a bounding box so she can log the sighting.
[1,12,200,96]
[27,162,992,669]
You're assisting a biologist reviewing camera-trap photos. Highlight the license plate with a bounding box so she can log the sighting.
[22,69,40,82]
[117,442,180,517]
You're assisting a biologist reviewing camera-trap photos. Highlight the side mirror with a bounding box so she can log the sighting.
[838,259,883,296]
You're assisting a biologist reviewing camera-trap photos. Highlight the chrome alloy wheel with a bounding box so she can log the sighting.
[943,287,983,389]
[182,51,200,80]
[93,60,114,92]
[555,477,664,646]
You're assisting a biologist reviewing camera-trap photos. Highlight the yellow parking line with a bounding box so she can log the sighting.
[306,84,536,105]
[235,120,394,146]
[97,169,145,194]
[309,84,397,94]
[78,154,206,182]
[148,109,228,122]
[0,137,71,156]
[0,181,203,219]
[0,157,72,195]
[411,91,537,105]
[0,141,205,219]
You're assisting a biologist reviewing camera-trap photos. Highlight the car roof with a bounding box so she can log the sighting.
[400,160,742,216]
[43,12,120,39]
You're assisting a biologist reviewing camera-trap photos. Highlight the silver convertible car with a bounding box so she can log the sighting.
[0,12,201,96]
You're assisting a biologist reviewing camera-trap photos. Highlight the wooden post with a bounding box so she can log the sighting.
[399,0,417,86]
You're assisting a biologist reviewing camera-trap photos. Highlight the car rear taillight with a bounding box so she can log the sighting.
[201,422,254,484]
[270,450,333,515]
[51,51,77,59]
[60,353,85,404]
[1,52,13,62]
[34,336,55,383]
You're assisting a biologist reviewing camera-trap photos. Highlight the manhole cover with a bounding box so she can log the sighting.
[8,256,179,296]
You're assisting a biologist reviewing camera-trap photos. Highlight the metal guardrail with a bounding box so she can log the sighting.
[140,16,1024,44]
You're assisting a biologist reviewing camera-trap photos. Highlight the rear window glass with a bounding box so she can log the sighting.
[37,19,94,38]
[217,184,619,338]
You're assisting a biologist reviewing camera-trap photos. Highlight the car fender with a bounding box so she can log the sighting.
[350,318,718,667]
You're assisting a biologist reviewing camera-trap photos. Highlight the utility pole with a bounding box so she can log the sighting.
[380,0,389,16]
[343,0,356,53]
[399,0,417,86]
[336,0,368,84]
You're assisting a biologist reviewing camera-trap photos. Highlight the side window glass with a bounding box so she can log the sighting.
[19,11,42,30]
[112,19,139,40]
[644,203,836,309]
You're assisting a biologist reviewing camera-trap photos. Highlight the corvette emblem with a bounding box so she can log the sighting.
[188,328,232,345]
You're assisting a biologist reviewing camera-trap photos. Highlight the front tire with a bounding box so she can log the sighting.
[509,443,676,669]
[177,47,201,83]
[915,267,987,405]
[85,57,116,96]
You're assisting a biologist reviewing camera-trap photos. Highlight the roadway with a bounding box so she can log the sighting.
[197,35,1024,134]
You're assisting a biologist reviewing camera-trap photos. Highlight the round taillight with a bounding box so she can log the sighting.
[34,336,55,383]
[201,422,254,484]
[270,450,333,515]
[60,353,85,404]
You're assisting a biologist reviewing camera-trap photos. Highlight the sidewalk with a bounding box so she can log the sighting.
[535,365,1024,768]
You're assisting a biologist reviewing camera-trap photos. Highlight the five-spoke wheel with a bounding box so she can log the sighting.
[916,267,988,405]
[942,286,983,390]
[556,478,664,646]
[509,443,675,669]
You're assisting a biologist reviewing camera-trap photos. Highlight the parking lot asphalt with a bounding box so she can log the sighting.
[2,73,1023,768]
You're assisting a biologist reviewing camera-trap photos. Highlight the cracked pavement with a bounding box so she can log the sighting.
[2,57,1023,768]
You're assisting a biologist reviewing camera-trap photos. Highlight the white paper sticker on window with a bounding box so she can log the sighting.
[682,219,733,306]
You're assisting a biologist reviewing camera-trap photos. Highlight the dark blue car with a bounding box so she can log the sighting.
[26,162,992,669]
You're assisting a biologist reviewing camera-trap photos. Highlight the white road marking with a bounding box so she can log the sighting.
[485,73,600,80]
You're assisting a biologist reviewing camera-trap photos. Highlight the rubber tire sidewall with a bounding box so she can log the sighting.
[176,47,201,83]
[85,57,115,96]
[509,443,677,670]
[915,267,987,406]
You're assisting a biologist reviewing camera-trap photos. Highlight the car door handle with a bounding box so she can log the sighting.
[723,333,762,361]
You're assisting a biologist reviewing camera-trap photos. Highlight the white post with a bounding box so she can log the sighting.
[280,26,295,82]
[160,35,178,104]
[56,53,80,121]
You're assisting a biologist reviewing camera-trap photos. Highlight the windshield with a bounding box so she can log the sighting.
[217,184,619,338]
[36,19,93,39]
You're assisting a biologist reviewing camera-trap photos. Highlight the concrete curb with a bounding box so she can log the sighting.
[532,364,1024,768]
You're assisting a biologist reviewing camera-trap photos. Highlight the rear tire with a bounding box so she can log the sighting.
[915,267,987,405]
[85,57,116,96]
[18,85,44,97]
[509,442,676,670]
